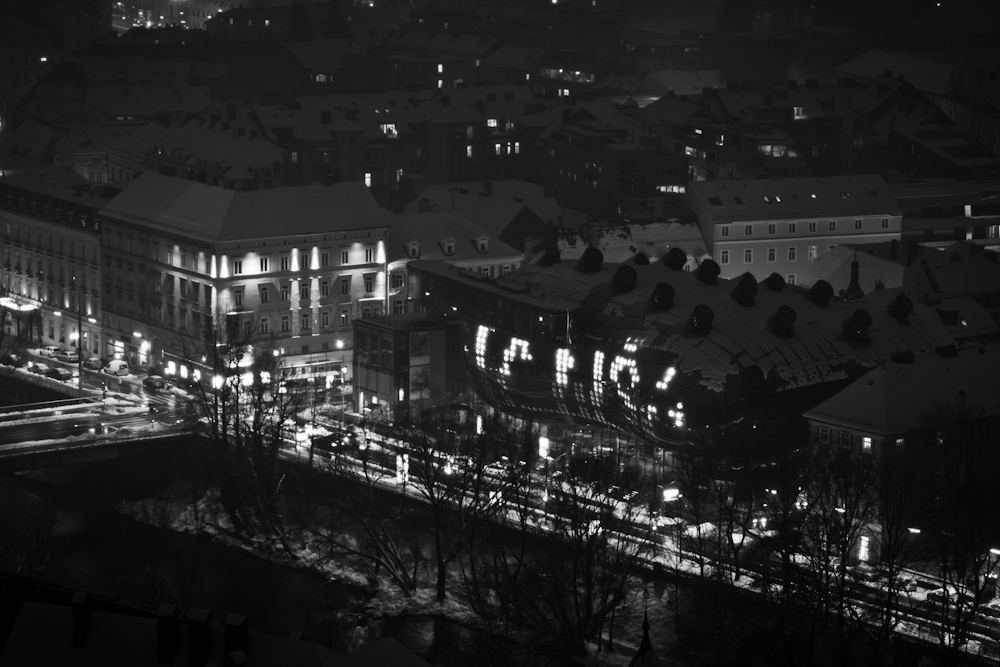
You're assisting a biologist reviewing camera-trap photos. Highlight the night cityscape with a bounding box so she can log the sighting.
[1,0,999,665]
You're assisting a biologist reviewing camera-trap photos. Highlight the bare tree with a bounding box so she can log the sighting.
[391,403,530,603]
[181,310,302,543]
[922,409,1000,660]
[472,450,653,658]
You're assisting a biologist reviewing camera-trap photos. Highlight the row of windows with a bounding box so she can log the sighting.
[720,218,891,238]
[230,247,377,275]
[232,274,382,305]
[818,426,881,452]
[719,245,831,265]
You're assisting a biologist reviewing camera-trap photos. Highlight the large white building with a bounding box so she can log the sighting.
[684,175,903,285]
[99,172,391,385]
[0,165,106,359]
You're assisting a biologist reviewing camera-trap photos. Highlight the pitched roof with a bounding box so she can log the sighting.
[100,172,388,242]
[803,343,1000,436]
[836,49,954,96]
[387,211,520,263]
[687,175,901,223]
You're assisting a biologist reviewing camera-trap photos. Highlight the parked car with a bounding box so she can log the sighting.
[39,346,60,357]
[102,360,130,376]
[46,367,73,381]
[29,362,51,374]
[142,375,168,390]
[55,350,80,363]
[82,356,103,371]
[1,354,25,368]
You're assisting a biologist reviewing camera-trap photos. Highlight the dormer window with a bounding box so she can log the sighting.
[408,240,420,259]
[476,235,489,253]
[442,237,456,256]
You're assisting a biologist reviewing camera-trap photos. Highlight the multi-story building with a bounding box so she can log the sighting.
[98,172,391,386]
[0,163,107,356]
[684,175,902,283]
[540,106,688,222]
[353,210,523,412]
[385,210,523,314]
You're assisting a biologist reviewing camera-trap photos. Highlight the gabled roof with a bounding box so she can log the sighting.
[101,172,388,243]
[836,49,954,96]
[415,180,562,227]
[687,175,901,223]
[387,211,520,263]
[804,343,1000,436]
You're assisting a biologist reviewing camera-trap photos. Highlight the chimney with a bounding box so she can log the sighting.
[187,609,213,667]
[157,604,180,665]
[224,614,249,666]
[844,256,864,301]
[71,592,90,649]
[524,237,536,264]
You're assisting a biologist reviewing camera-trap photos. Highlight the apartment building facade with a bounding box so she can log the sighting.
[685,175,903,284]
[98,172,391,386]
[0,169,106,358]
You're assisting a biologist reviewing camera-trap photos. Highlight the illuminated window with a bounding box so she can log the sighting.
[466,145,473,158]
[858,535,870,562]
[365,173,372,187]
[495,143,502,155]
[437,63,443,73]
[487,118,498,128]
[863,436,872,451]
